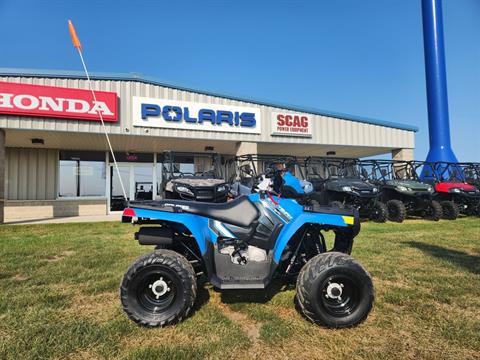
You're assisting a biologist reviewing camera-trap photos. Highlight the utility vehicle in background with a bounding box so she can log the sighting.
[419,161,480,218]
[160,151,229,202]
[359,160,442,222]
[458,162,480,187]
[120,165,374,329]
[228,154,312,198]
[303,157,387,222]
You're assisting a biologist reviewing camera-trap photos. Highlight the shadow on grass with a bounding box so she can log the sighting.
[193,284,210,311]
[406,241,480,275]
[219,280,295,304]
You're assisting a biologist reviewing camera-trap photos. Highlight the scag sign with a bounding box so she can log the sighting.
[271,112,312,137]
[0,81,118,122]
[132,96,261,134]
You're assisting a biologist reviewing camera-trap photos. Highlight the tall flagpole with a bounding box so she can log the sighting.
[67,20,128,203]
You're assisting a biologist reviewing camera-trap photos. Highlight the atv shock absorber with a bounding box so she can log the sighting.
[285,227,308,275]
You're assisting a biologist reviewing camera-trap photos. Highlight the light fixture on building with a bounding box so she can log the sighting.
[326,151,336,156]
[31,138,44,145]
[205,146,214,151]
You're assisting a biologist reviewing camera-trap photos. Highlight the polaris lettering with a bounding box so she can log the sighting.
[141,103,256,127]
[0,81,118,121]
[132,96,261,134]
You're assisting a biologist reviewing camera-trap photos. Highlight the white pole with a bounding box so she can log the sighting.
[76,49,128,202]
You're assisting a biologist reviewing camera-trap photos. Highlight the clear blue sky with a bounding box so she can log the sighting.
[0,0,478,161]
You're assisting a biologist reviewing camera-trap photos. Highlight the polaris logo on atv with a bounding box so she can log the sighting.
[163,203,190,210]
[132,96,261,134]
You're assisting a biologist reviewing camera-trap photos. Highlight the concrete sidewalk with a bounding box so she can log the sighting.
[5,212,122,225]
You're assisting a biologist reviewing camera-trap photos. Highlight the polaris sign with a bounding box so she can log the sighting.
[132,96,261,134]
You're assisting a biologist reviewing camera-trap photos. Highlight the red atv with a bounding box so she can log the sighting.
[420,161,480,219]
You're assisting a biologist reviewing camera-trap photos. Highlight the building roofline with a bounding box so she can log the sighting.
[0,67,419,132]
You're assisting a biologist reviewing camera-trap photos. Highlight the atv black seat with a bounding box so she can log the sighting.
[131,196,260,228]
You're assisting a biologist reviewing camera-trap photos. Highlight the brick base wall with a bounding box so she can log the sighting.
[4,199,107,222]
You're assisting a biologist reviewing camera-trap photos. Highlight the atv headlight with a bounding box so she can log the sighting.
[216,185,227,193]
[396,186,409,192]
[342,186,353,192]
[427,186,434,192]
[372,187,378,193]
[450,188,461,193]
[176,185,193,195]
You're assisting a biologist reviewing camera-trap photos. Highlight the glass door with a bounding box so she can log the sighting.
[110,165,130,211]
[109,163,154,211]
[133,164,153,201]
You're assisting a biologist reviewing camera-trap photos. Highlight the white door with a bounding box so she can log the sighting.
[109,163,154,211]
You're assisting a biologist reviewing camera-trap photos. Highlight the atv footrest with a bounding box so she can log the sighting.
[210,275,267,289]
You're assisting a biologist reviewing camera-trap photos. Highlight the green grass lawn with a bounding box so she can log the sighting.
[0,218,479,360]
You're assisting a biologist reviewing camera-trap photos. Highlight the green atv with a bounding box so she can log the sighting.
[359,160,442,222]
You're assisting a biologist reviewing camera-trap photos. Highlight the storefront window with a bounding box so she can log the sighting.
[59,151,106,197]
[59,160,78,197]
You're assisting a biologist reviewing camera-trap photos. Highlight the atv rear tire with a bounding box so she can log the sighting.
[296,252,374,328]
[369,202,388,223]
[423,200,442,221]
[440,200,459,220]
[386,200,406,223]
[120,249,197,327]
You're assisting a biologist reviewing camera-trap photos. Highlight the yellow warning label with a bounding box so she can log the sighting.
[342,216,354,225]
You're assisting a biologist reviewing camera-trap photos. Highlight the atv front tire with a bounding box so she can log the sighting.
[423,200,442,221]
[369,201,388,223]
[296,252,374,328]
[440,200,459,220]
[387,199,406,222]
[120,250,197,327]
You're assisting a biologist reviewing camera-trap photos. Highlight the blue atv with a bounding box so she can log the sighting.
[120,168,374,328]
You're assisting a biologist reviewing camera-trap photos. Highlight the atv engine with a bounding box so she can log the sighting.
[219,241,267,265]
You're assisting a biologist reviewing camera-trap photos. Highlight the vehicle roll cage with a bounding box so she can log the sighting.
[160,151,224,180]
[301,157,363,181]
[416,161,468,183]
[356,160,422,182]
[233,154,302,180]
[458,162,480,185]
[229,156,480,187]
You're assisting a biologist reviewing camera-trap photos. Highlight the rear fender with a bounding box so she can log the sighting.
[272,212,355,263]
[131,207,210,254]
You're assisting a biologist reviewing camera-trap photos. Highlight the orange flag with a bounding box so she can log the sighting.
[68,20,82,50]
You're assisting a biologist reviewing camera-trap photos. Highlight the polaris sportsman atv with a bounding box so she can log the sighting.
[120,167,374,329]
[359,160,442,222]
[303,157,387,222]
[420,161,480,218]
[160,151,229,202]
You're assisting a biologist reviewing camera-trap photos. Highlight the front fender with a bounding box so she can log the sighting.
[131,207,211,254]
[272,212,354,263]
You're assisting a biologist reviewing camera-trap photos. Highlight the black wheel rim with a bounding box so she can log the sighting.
[135,266,178,313]
[319,275,360,317]
[371,205,382,220]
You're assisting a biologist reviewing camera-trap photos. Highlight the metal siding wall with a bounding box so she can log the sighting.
[5,148,57,200]
[0,76,415,149]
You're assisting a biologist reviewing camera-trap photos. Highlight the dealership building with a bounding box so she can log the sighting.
[0,68,417,223]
